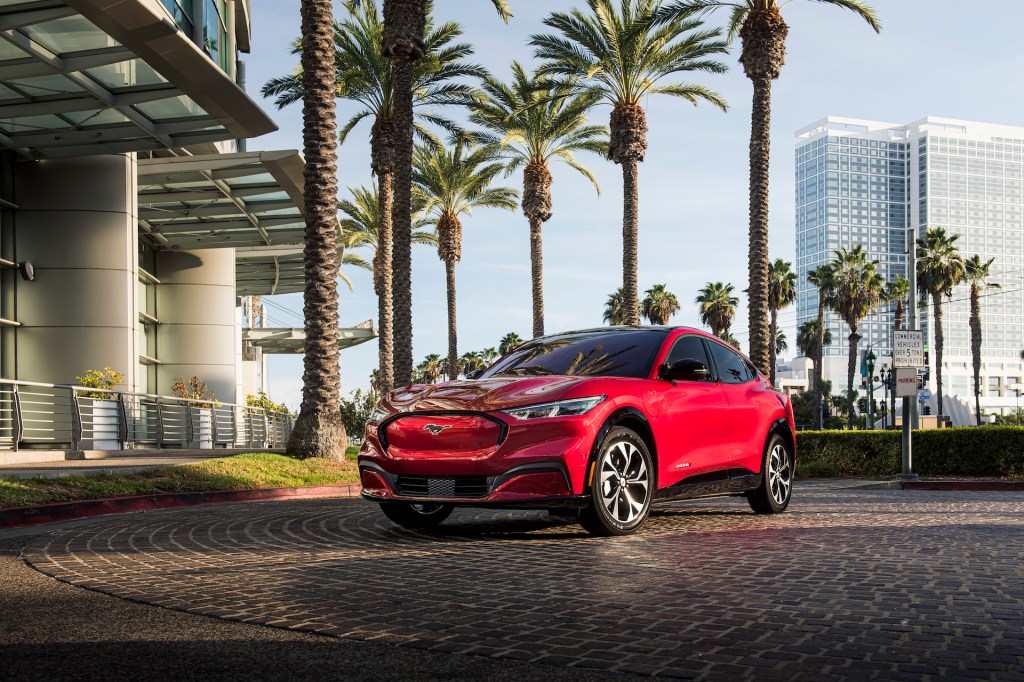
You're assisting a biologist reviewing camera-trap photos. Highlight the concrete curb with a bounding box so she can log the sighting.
[0,484,362,530]
[901,480,1024,492]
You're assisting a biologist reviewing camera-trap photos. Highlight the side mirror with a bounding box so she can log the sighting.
[660,359,710,383]
[465,369,484,380]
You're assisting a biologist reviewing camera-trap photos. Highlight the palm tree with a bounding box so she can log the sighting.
[642,284,681,325]
[285,0,346,459]
[384,0,512,388]
[413,141,518,379]
[964,255,999,425]
[696,282,738,338]
[884,275,910,423]
[775,329,787,355]
[470,64,607,338]
[532,0,728,326]
[767,258,797,384]
[603,287,627,325]
[796,318,832,398]
[481,347,499,365]
[828,246,886,427]
[807,263,835,429]
[499,332,523,354]
[720,330,742,350]
[917,227,966,420]
[263,2,484,392]
[657,0,880,378]
[416,353,445,383]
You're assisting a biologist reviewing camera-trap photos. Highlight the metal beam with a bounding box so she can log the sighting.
[138,184,280,203]
[0,6,76,32]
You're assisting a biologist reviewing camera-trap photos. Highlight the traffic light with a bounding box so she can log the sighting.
[924,405,932,416]
[858,398,868,413]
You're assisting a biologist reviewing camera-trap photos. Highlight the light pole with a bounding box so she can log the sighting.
[879,365,891,429]
[865,350,877,429]
[1012,383,1023,426]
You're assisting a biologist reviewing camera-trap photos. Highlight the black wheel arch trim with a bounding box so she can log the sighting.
[586,406,657,491]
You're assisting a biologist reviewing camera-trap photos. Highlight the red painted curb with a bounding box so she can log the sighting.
[901,480,1024,492]
[0,484,363,530]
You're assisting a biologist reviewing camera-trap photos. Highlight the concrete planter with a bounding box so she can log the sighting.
[190,408,214,449]
[91,399,121,450]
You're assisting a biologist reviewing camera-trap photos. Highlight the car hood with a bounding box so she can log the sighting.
[386,376,594,413]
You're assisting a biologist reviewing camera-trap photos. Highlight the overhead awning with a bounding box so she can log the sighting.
[0,0,275,159]
[243,322,377,355]
[137,150,308,251]
[236,245,306,296]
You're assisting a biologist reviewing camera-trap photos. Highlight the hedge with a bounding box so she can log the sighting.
[795,427,1024,478]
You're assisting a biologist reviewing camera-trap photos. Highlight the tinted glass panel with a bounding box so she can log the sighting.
[666,335,711,372]
[708,341,752,384]
[481,331,666,379]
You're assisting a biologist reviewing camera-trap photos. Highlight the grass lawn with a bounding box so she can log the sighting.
[0,453,359,509]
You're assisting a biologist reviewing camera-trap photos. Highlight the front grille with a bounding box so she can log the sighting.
[396,476,490,498]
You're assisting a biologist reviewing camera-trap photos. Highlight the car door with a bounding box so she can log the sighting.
[652,334,731,485]
[705,340,766,471]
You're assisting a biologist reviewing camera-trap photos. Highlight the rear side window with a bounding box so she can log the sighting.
[707,341,754,385]
[666,335,712,374]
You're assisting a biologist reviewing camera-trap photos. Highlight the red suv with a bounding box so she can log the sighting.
[359,327,796,535]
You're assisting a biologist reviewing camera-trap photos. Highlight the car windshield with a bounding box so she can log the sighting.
[480,330,667,379]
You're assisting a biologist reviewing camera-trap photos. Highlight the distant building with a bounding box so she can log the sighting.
[795,116,1023,417]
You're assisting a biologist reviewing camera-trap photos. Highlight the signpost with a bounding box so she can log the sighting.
[893,367,918,398]
[893,325,923,480]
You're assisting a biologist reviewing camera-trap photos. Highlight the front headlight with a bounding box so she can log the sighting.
[368,406,390,424]
[500,396,606,421]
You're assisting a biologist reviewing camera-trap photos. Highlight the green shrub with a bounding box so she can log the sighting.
[795,427,1024,478]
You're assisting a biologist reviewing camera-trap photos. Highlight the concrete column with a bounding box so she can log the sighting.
[13,154,138,390]
[155,248,237,403]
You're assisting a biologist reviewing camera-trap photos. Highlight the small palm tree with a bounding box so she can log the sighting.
[417,353,445,383]
[603,287,627,326]
[263,2,484,391]
[828,246,886,427]
[720,330,742,350]
[884,275,910,422]
[696,281,738,339]
[767,258,797,384]
[413,141,518,379]
[481,347,499,365]
[383,0,512,387]
[657,0,880,377]
[287,0,346,459]
[459,351,485,378]
[796,318,832,393]
[964,255,999,425]
[917,227,966,420]
[642,284,681,325]
[499,332,523,354]
[775,329,787,355]
[470,63,607,338]
[532,0,728,325]
[807,263,835,429]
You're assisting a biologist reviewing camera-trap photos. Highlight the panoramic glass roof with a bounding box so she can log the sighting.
[0,0,273,158]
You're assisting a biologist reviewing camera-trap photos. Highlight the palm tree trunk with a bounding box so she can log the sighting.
[814,292,826,430]
[745,75,773,378]
[377,170,394,393]
[970,284,982,425]
[847,327,860,428]
[622,160,640,326]
[768,307,778,385]
[529,215,544,339]
[932,292,944,419]
[287,0,346,460]
[445,259,458,381]
[390,55,415,387]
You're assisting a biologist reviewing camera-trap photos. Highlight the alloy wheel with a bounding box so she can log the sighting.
[767,443,792,506]
[598,441,650,525]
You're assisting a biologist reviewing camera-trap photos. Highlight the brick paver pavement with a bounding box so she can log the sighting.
[23,485,1024,680]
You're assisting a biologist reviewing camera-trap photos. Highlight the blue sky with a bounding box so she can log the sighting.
[244,0,1024,408]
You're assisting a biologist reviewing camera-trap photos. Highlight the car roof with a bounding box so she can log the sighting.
[533,326,701,340]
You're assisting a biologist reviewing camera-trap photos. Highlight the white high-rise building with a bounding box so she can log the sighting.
[794,116,1024,418]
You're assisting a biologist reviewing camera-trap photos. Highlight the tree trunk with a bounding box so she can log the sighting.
[621,160,640,326]
[529,215,544,339]
[745,74,773,378]
[522,163,552,339]
[768,307,778,385]
[390,55,415,386]
[847,327,860,428]
[813,292,826,430]
[288,0,346,460]
[376,170,394,393]
[932,291,944,419]
[445,259,458,381]
[970,284,982,425]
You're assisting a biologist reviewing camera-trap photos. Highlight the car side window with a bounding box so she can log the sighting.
[666,335,712,380]
[742,358,760,382]
[708,341,753,385]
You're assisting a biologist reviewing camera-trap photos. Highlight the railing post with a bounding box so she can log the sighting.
[231,405,239,447]
[116,392,129,449]
[70,388,83,452]
[185,401,194,448]
[211,405,220,447]
[155,397,165,448]
[246,408,255,449]
[11,384,22,452]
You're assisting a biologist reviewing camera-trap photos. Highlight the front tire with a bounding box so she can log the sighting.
[748,434,793,514]
[379,501,453,529]
[580,427,654,536]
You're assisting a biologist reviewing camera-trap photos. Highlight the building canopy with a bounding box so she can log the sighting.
[243,322,377,355]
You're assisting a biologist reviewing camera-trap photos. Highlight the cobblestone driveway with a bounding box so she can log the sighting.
[24,485,1024,680]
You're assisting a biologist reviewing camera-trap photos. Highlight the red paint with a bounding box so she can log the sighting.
[385,414,501,459]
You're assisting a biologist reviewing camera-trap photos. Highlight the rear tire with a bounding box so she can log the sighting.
[379,501,453,529]
[748,434,793,514]
[580,427,654,536]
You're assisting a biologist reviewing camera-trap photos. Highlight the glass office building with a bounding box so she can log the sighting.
[795,117,1024,416]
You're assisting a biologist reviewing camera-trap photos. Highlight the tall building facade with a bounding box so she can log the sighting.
[795,116,1024,417]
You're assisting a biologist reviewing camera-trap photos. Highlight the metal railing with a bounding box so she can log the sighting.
[0,379,293,451]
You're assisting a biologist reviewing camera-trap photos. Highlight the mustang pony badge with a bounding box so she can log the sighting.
[423,424,451,435]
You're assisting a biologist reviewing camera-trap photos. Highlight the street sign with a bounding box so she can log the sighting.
[894,367,918,398]
[918,388,932,403]
[893,330,924,368]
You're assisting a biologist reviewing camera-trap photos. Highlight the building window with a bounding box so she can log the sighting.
[160,0,194,34]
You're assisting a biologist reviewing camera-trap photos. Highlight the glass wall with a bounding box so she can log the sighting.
[160,0,194,35]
